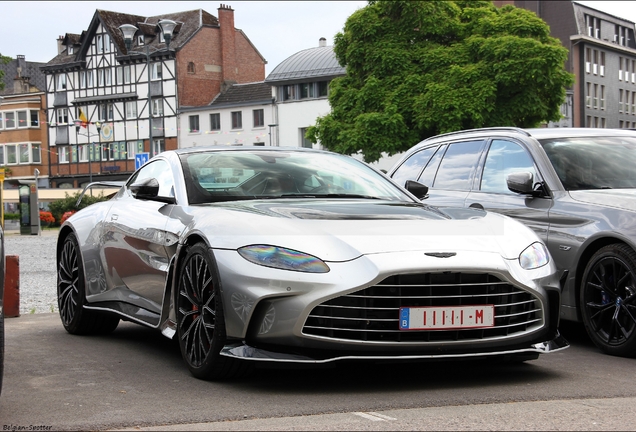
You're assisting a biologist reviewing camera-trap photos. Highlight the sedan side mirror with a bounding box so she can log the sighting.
[130,178,176,204]
[507,172,534,195]
[405,180,429,199]
[130,177,160,199]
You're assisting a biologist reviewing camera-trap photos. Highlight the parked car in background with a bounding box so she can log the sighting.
[389,127,636,357]
[57,146,566,380]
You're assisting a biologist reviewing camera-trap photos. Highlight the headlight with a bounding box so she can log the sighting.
[238,245,330,273]
[519,242,549,270]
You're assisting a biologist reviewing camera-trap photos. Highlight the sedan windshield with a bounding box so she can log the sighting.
[180,150,412,204]
[541,137,636,190]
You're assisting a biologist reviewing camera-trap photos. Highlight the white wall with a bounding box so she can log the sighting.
[179,104,276,148]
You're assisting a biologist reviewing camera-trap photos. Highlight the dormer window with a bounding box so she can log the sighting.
[68,46,74,55]
[138,35,145,46]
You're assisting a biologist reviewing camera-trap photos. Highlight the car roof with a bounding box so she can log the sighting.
[524,128,636,139]
[171,145,332,156]
[415,127,636,146]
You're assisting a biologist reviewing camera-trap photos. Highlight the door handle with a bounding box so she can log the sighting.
[110,214,119,221]
[468,203,484,210]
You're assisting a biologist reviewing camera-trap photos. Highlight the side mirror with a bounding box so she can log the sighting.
[507,172,534,195]
[130,177,160,199]
[405,180,429,199]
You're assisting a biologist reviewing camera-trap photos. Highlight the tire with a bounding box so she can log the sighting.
[176,243,249,380]
[580,243,636,357]
[57,233,120,335]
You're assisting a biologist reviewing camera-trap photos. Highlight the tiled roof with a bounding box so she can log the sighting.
[265,46,345,83]
[0,56,47,95]
[42,9,220,71]
[209,81,273,108]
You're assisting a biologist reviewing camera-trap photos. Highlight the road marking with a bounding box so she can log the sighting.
[353,412,397,421]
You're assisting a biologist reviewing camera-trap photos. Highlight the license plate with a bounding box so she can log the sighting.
[399,305,495,330]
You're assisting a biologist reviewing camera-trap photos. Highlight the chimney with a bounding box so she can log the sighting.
[319,37,327,47]
[218,4,237,82]
[16,55,26,74]
[57,35,65,54]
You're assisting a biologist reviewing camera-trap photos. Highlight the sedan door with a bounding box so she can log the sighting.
[100,159,177,319]
[465,139,552,242]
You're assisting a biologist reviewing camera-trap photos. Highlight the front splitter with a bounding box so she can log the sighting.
[220,333,569,364]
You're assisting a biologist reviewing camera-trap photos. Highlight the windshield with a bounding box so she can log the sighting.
[180,150,412,204]
[541,136,636,190]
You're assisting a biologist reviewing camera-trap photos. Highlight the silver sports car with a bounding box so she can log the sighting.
[57,147,567,379]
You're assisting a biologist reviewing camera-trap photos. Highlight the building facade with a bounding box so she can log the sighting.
[41,5,265,188]
[494,1,636,129]
[179,81,275,148]
[0,55,49,191]
[264,38,345,148]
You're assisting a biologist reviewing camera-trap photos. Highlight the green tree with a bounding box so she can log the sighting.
[0,53,11,90]
[307,0,575,162]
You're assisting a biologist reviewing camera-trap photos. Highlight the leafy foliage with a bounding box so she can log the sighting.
[48,191,111,224]
[307,1,574,162]
[0,53,11,91]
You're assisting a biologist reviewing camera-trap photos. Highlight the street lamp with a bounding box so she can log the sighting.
[119,20,176,158]
[268,124,278,147]
[74,119,101,184]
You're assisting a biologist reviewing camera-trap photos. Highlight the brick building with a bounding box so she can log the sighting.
[41,4,266,188]
[494,1,636,128]
[0,55,49,189]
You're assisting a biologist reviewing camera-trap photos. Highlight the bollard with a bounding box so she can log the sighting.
[4,255,20,317]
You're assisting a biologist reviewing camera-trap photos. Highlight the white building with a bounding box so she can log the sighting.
[178,81,275,147]
[264,38,341,149]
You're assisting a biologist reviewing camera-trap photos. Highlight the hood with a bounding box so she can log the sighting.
[569,190,636,213]
[185,200,540,262]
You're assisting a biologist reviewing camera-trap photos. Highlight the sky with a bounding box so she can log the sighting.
[1,1,635,76]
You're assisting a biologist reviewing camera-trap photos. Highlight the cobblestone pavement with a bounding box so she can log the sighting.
[4,228,58,315]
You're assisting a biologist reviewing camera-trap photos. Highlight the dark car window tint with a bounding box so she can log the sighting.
[542,137,636,190]
[481,140,536,194]
[417,144,446,187]
[391,146,437,187]
[432,141,484,190]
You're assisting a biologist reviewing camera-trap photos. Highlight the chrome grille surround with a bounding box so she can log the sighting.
[302,272,544,343]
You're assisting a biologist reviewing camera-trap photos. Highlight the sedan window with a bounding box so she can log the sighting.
[542,137,636,190]
[481,140,537,194]
[180,151,413,204]
[128,159,175,197]
[391,146,437,188]
[432,141,484,190]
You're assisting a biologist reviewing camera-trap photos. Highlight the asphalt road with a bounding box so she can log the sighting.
[1,315,635,431]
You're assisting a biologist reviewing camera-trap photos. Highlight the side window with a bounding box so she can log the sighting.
[480,140,537,194]
[128,160,175,198]
[417,144,446,187]
[431,140,484,190]
[391,146,437,187]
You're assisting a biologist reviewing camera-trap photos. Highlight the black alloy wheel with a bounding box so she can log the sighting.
[581,243,636,357]
[57,233,119,335]
[176,243,248,380]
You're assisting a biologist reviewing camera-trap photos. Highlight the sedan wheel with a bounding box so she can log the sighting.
[581,244,636,357]
[176,243,248,379]
[57,233,119,335]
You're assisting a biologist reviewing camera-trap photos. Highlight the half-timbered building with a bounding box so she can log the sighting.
[41,5,265,188]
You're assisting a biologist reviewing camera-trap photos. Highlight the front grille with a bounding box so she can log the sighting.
[303,273,543,342]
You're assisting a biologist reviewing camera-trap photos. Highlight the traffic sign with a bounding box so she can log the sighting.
[135,152,150,170]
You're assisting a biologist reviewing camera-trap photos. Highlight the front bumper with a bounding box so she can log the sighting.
[214,248,562,354]
[220,333,569,363]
